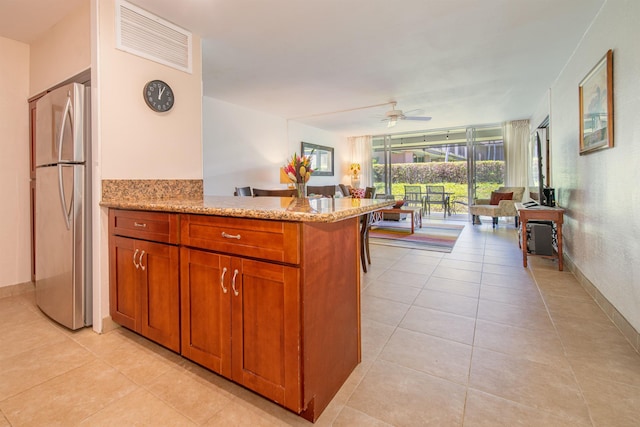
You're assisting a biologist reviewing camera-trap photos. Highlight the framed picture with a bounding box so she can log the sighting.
[579,49,613,155]
[301,141,334,176]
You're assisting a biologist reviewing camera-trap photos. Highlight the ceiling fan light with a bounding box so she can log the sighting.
[387,117,397,128]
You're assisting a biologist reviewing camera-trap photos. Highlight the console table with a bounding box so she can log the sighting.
[516,204,565,271]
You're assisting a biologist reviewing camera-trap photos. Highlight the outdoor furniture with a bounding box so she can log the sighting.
[403,185,424,212]
[469,186,525,228]
[425,185,450,216]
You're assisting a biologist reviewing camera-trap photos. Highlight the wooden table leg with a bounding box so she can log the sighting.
[557,223,563,271]
[521,218,528,268]
[410,210,415,234]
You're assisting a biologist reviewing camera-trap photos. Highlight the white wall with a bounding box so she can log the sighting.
[94,0,203,331]
[540,0,640,331]
[97,0,202,179]
[202,96,348,196]
[0,37,30,288]
[29,1,91,97]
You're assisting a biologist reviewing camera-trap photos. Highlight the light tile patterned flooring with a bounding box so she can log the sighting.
[2,219,640,426]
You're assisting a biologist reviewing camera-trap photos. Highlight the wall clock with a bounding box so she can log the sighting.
[143,80,174,112]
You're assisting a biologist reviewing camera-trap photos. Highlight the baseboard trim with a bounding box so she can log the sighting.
[0,281,34,299]
[564,253,640,353]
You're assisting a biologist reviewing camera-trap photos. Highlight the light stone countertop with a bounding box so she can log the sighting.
[100,195,395,223]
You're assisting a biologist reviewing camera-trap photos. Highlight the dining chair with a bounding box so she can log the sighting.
[252,188,297,197]
[360,186,377,272]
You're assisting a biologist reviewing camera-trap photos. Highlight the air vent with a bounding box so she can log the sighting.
[115,0,192,73]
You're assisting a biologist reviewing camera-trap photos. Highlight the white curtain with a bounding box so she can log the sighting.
[503,120,530,187]
[348,135,373,187]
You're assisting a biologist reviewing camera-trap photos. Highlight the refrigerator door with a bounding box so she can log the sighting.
[35,164,86,329]
[35,82,85,167]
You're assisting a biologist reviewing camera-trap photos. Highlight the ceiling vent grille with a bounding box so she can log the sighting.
[115,0,192,73]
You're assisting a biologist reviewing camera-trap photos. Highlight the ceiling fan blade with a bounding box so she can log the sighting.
[403,116,432,121]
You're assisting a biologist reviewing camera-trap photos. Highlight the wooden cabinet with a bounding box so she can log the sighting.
[109,210,180,352]
[180,213,360,421]
[180,247,301,410]
[109,208,360,422]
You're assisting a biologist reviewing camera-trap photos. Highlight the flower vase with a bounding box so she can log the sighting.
[295,183,307,198]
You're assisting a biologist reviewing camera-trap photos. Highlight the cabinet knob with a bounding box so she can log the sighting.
[134,222,147,228]
[139,250,146,271]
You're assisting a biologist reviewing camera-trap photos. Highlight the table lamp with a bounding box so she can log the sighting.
[280,167,295,189]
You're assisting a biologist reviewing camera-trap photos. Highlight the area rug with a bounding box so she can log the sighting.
[369,222,464,252]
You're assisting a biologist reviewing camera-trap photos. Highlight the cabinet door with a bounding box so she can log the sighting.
[231,258,302,411]
[180,248,232,377]
[139,240,180,352]
[109,236,139,331]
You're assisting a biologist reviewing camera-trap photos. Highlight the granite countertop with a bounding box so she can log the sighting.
[100,195,395,223]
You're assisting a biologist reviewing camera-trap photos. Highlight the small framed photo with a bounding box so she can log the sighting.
[579,49,613,155]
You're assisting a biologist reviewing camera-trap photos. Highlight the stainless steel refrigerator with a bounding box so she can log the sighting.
[35,82,92,330]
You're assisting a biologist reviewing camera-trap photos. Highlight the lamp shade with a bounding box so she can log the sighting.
[280,167,295,188]
[279,167,290,184]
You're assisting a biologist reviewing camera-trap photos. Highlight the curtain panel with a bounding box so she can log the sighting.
[503,120,530,188]
[348,135,373,187]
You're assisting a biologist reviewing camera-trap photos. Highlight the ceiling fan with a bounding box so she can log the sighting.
[383,102,432,128]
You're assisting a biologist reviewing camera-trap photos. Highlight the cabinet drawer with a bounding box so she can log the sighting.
[109,209,179,244]
[181,215,300,264]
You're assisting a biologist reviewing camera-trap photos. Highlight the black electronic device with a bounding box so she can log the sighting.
[526,222,554,255]
[542,188,556,207]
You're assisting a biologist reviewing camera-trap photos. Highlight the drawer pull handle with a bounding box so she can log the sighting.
[139,250,146,271]
[220,267,228,294]
[133,249,140,269]
[221,232,241,240]
[231,269,239,296]
[134,222,147,228]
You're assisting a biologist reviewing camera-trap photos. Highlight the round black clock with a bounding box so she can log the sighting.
[143,80,174,112]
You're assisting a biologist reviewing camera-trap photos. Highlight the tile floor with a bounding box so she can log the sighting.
[1,219,640,426]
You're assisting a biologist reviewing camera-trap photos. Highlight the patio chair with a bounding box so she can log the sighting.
[403,185,424,212]
[425,185,450,216]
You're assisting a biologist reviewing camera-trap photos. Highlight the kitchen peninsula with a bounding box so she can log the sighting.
[102,185,393,422]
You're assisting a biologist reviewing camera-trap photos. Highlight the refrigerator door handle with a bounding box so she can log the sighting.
[57,93,73,163]
[57,164,72,230]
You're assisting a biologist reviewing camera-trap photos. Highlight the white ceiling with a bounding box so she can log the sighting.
[1,0,605,136]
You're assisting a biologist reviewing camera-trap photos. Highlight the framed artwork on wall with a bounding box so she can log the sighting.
[579,49,613,155]
[301,141,334,176]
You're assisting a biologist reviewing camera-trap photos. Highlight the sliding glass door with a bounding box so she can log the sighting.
[372,125,504,219]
